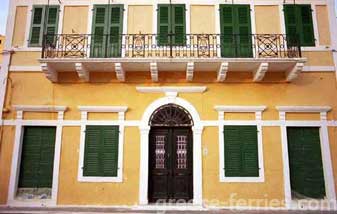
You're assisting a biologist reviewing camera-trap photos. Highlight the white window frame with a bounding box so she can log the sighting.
[77,106,127,183]
[7,105,66,206]
[215,106,266,183]
[276,106,336,209]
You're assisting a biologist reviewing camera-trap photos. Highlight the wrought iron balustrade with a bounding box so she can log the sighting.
[42,33,301,59]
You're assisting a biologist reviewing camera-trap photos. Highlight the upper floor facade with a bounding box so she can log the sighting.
[6,0,337,82]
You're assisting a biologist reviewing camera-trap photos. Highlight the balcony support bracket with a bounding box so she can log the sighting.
[115,63,125,82]
[75,63,89,82]
[150,62,158,82]
[41,63,58,83]
[186,62,194,82]
[253,63,269,82]
[286,62,304,82]
[217,62,229,82]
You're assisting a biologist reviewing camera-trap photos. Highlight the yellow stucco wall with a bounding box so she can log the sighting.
[0,126,15,204]
[190,5,215,34]
[12,6,27,48]
[127,5,153,34]
[0,35,4,64]
[316,5,331,46]
[254,6,281,34]
[62,6,89,34]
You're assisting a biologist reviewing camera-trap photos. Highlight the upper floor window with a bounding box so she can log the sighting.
[91,4,124,58]
[29,5,60,47]
[284,4,315,47]
[219,4,252,58]
[157,4,186,46]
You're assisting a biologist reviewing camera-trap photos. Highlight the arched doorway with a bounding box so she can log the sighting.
[148,104,194,203]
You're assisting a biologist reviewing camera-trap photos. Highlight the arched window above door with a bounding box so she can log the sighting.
[149,104,193,127]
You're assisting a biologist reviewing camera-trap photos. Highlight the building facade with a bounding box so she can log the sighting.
[0,0,337,210]
[0,35,5,67]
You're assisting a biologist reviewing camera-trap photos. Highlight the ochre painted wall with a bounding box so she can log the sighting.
[0,126,15,204]
[62,6,89,34]
[12,6,27,48]
[254,5,281,34]
[127,5,153,34]
[316,5,331,46]
[190,5,215,34]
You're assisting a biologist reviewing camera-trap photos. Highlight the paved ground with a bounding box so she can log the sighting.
[0,207,337,214]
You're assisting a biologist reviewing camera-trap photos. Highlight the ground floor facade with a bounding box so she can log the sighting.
[0,72,337,210]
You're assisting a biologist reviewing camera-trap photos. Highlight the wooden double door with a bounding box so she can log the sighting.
[148,127,193,203]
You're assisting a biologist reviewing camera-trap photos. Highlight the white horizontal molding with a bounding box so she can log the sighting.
[13,105,67,112]
[302,66,335,72]
[214,105,267,113]
[14,0,327,6]
[220,176,265,183]
[276,106,331,113]
[136,86,207,94]
[78,106,128,113]
[10,66,42,72]
[301,46,331,52]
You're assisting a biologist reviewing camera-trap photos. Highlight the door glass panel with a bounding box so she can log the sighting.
[155,135,165,169]
[176,135,187,169]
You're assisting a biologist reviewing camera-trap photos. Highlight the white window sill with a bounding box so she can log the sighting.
[78,175,122,183]
[220,176,265,183]
[301,46,331,52]
[13,47,42,52]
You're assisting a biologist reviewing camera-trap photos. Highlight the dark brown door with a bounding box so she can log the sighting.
[148,127,193,203]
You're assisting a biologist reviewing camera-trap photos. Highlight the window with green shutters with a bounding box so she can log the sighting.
[157,4,186,46]
[287,127,326,199]
[83,126,119,177]
[223,126,259,177]
[220,5,253,57]
[284,4,315,47]
[91,5,124,58]
[18,126,56,188]
[29,5,59,47]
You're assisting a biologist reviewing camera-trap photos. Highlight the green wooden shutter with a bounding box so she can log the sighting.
[220,5,236,57]
[91,5,108,58]
[236,5,252,57]
[45,6,59,45]
[172,5,186,45]
[19,127,56,188]
[224,126,259,177]
[108,5,124,57]
[299,5,315,46]
[83,126,119,177]
[29,6,59,47]
[158,5,170,45]
[29,6,45,46]
[220,5,252,57]
[287,127,325,199]
[284,4,315,47]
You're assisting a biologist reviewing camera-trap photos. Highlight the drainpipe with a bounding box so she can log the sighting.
[327,0,337,82]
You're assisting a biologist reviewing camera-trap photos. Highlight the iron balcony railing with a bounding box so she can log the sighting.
[42,33,301,59]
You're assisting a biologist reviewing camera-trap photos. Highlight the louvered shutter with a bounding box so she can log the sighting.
[236,5,252,57]
[220,5,252,57]
[172,5,186,45]
[240,126,258,176]
[108,5,123,57]
[158,5,170,45]
[29,6,59,47]
[83,126,119,177]
[45,6,59,45]
[91,6,108,57]
[19,127,56,188]
[299,5,315,46]
[220,5,235,57]
[224,126,242,176]
[287,127,325,199]
[284,4,315,47]
[224,126,259,177]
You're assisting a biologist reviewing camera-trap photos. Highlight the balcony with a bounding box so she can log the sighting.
[39,34,306,82]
